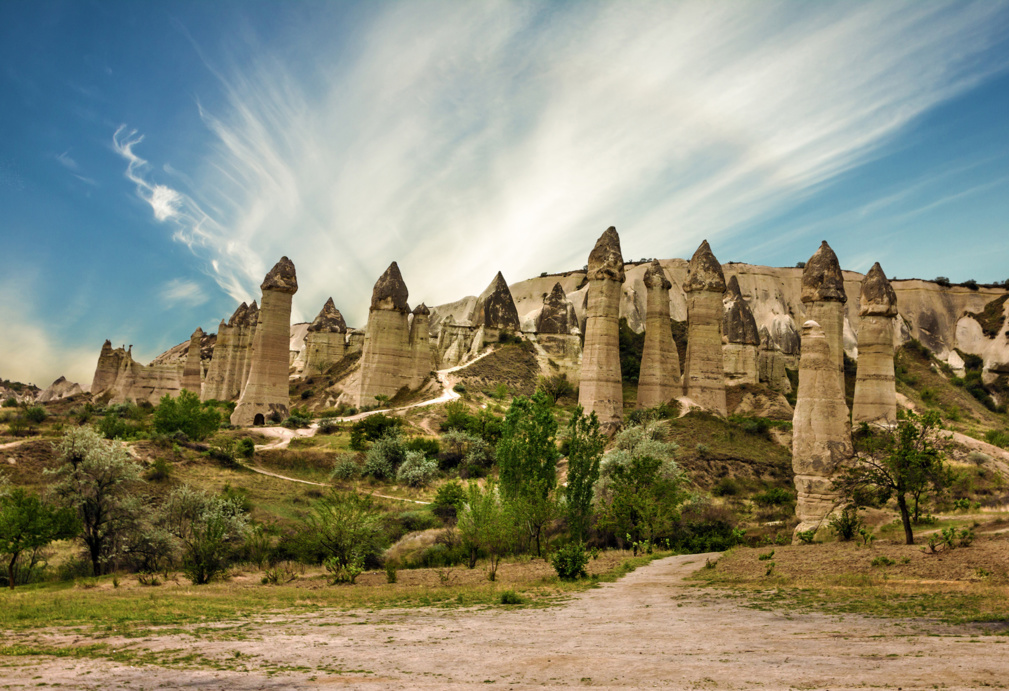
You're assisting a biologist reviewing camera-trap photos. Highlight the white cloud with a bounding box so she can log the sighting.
[160,278,210,308]
[119,1,1009,327]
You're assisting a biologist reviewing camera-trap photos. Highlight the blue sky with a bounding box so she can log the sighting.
[2,0,1008,388]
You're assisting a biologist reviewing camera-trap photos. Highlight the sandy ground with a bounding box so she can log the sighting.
[4,554,1009,690]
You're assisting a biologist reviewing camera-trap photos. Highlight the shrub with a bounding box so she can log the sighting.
[871,556,895,567]
[330,454,361,481]
[145,458,172,482]
[536,373,576,403]
[2,397,17,408]
[550,541,589,581]
[317,417,341,435]
[671,501,743,553]
[752,487,795,507]
[300,490,386,582]
[153,391,221,441]
[452,383,466,394]
[711,477,740,497]
[499,590,523,605]
[796,529,816,545]
[396,450,439,487]
[984,430,1009,449]
[828,505,862,541]
[163,485,250,585]
[237,437,255,459]
[405,436,440,459]
[363,433,406,480]
[23,406,47,424]
[432,480,466,521]
[350,414,401,450]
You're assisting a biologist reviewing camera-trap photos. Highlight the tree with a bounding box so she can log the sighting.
[300,490,385,584]
[833,410,951,545]
[161,485,249,584]
[564,407,605,542]
[496,392,560,556]
[457,482,518,580]
[0,487,79,589]
[48,426,145,575]
[153,390,221,441]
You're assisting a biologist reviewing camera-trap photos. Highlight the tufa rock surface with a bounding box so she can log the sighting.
[586,227,625,283]
[683,240,726,294]
[852,263,898,424]
[357,263,415,406]
[181,327,205,395]
[682,240,727,415]
[476,272,521,332]
[409,303,435,389]
[859,262,898,318]
[261,256,298,294]
[304,298,348,376]
[308,298,347,333]
[536,283,575,335]
[371,262,410,313]
[637,262,681,408]
[801,241,846,304]
[722,276,759,346]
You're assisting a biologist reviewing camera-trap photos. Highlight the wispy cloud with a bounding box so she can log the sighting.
[117,1,1009,326]
[160,278,210,308]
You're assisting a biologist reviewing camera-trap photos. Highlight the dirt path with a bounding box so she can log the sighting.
[5,553,1009,689]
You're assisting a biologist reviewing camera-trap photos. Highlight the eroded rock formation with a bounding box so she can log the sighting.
[37,376,83,403]
[578,227,625,434]
[852,262,898,424]
[181,328,204,395]
[232,258,298,426]
[722,275,760,386]
[409,304,435,389]
[792,320,852,537]
[637,262,680,408]
[304,298,347,376]
[476,272,521,334]
[529,283,583,385]
[801,241,847,402]
[682,240,727,415]
[90,342,183,405]
[758,327,792,393]
[356,262,414,407]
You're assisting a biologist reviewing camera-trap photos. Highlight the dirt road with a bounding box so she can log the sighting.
[4,553,1009,689]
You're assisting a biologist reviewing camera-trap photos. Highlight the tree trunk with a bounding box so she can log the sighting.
[897,494,914,545]
[8,553,18,590]
[88,540,102,576]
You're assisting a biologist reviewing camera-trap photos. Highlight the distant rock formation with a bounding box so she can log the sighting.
[852,262,898,424]
[476,271,521,334]
[89,341,183,404]
[409,304,435,389]
[181,327,204,395]
[202,319,232,401]
[578,227,625,435]
[758,327,792,393]
[37,376,83,403]
[90,340,122,398]
[682,240,727,415]
[204,301,259,402]
[232,257,298,426]
[801,241,847,402]
[536,283,577,335]
[637,262,680,408]
[304,298,347,376]
[722,275,760,386]
[792,319,851,537]
[528,283,583,385]
[356,262,414,407]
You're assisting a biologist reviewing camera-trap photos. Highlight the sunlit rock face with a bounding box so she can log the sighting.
[682,240,727,415]
[801,241,847,405]
[181,327,205,395]
[722,275,759,386]
[578,226,625,435]
[409,303,435,389]
[356,262,414,407]
[232,257,298,426]
[758,326,792,393]
[304,298,347,377]
[853,262,898,425]
[637,261,680,408]
[792,319,852,538]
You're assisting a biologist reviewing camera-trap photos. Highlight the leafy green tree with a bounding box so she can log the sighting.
[48,426,145,575]
[833,410,951,545]
[161,485,249,584]
[0,486,79,589]
[300,490,385,584]
[153,390,221,441]
[564,407,605,542]
[496,392,560,556]
[457,482,518,580]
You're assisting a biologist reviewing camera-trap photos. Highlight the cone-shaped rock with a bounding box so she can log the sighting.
[409,303,435,388]
[232,258,298,426]
[758,326,791,393]
[722,275,760,385]
[181,327,205,395]
[801,241,847,403]
[304,298,348,376]
[90,340,122,398]
[683,240,727,415]
[637,262,680,408]
[477,272,520,332]
[852,263,898,424]
[792,320,852,537]
[202,320,232,400]
[357,263,414,406]
[578,227,625,434]
[537,283,574,334]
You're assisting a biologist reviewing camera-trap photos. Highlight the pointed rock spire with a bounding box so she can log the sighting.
[228,302,249,328]
[723,276,759,346]
[371,262,410,312]
[478,271,520,331]
[413,303,430,316]
[801,241,846,303]
[308,298,347,333]
[643,260,672,291]
[537,283,572,334]
[859,262,898,317]
[587,227,625,282]
[261,256,298,294]
[684,240,726,293]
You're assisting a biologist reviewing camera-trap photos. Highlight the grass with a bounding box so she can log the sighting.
[690,536,1009,627]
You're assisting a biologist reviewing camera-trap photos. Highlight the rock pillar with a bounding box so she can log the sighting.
[758,327,791,393]
[792,320,852,537]
[181,328,204,395]
[409,304,435,389]
[801,241,847,402]
[304,298,347,376]
[202,320,232,401]
[853,262,898,425]
[722,275,760,385]
[637,261,680,408]
[231,258,298,426]
[578,227,625,435]
[90,340,124,398]
[356,262,413,407]
[682,240,727,415]
[476,271,521,341]
[534,283,583,386]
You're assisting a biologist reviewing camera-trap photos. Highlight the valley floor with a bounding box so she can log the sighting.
[3,554,1009,690]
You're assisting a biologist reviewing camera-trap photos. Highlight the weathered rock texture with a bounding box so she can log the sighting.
[792,320,852,537]
[37,376,83,403]
[528,283,583,385]
[758,327,792,393]
[181,328,205,395]
[637,262,680,408]
[722,275,760,386]
[801,242,847,402]
[91,340,122,397]
[536,283,578,335]
[476,272,521,333]
[409,304,435,389]
[852,263,898,424]
[304,298,347,376]
[232,258,298,426]
[90,342,183,405]
[578,227,625,434]
[356,262,414,407]
[202,319,232,401]
[203,302,260,402]
[682,240,727,415]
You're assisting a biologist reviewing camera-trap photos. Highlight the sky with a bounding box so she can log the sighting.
[2,0,1009,389]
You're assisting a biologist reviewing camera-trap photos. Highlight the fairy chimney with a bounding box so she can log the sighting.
[476,271,521,334]
[636,261,680,408]
[852,263,898,425]
[722,275,759,385]
[356,262,414,407]
[409,303,435,389]
[682,240,727,415]
[801,241,847,403]
[304,298,347,376]
[181,327,204,395]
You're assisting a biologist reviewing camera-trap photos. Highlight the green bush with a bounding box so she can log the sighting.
[405,436,440,459]
[828,505,862,541]
[752,487,795,507]
[499,590,523,605]
[237,437,255,459]
[432,480,466,521]
[330,453,361,481]
[350,413,401,450]
[363,433,406,480]
[536,373,576,403]
[145,458,172,482]
[984,430,1009,449]
[711,477,740,497]
[23,406,47,424]
[550,541,589,581]
[396,450,439,487]
[153,391,221,441]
